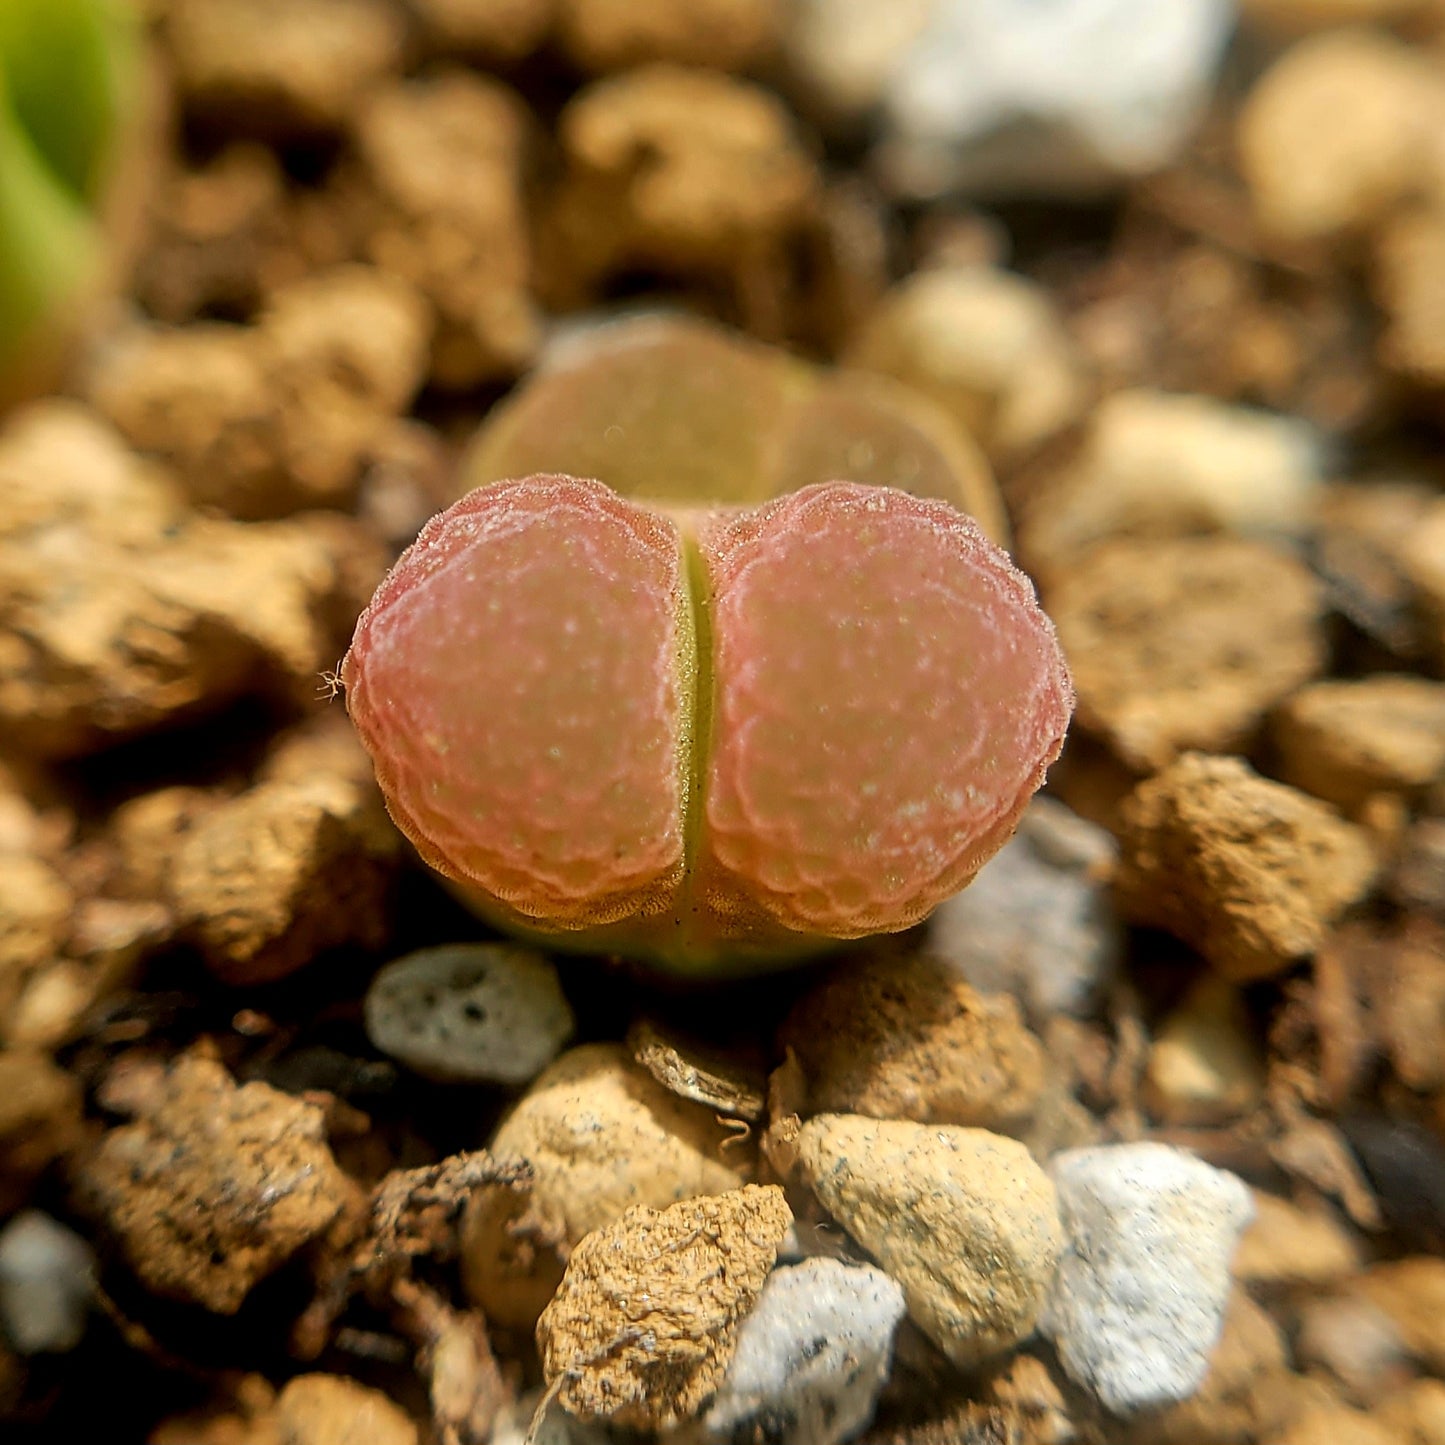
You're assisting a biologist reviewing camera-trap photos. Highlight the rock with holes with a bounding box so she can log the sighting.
[364,943,575,1084]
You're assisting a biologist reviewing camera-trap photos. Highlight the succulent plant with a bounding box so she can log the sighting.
[0,0,146,406]
[464,314,1012,545]
[345,475,1072,976]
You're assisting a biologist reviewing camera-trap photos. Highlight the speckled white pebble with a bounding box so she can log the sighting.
[789,0,1235,196]
[1041,1142,1256,1415]
[364,943,575,1084]
[0,1210,95,1354]
[703,1258,907,1445]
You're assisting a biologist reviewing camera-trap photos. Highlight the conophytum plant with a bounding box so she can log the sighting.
[0,0,144,405]
[345,477,1073,976]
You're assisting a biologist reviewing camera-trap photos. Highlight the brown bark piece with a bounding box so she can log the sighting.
[75,1052,359,1313]
[535,1184,791,1430]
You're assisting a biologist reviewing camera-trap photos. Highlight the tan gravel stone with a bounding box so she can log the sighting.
[408,0,553,59]
[1242,0,1437,31]
[1232,1192,1362,1287]
[1021,389,1322,579]
[91,267,431,518]
[1237,29,1445,247]
[1402,495,1445,664]
[1047,536,1326,771]
[797,1115,1062,1366]
[169,773,399,986]
[556,0,783,71]
[536,1185,791,1430]
[0,1050,83,1216]
[541,67,817,308]
[1313,481,1439,661]
[75,1053,359,1313]
[1380,1379,1445,1445]
[1357,1257,1445,1374]
[0,403,383,756]
[1144,977,1266,1126]
[462,1043,748,1330]
[1273,675,1445,810]
[274,1375,419,1445]
[779,951,1047,1132]
[350,72,541,388]
[1374,205,1445,389]
[167,0,405,133]
[1271,1403,1400,1445]
[1357,920,1445,1092]
[1115,754,1379,980]
[845,264,1088,464]
[0,856,72,1023]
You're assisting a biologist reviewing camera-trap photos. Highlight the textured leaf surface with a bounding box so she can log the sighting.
[345,476,1072,972]
[344,475,692,927]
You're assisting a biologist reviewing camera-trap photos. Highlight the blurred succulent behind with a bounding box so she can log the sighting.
[0,0,144,405]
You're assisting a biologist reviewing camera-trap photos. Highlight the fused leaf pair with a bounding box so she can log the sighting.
[345,476,1072,975]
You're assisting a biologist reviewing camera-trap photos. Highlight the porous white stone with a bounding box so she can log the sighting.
[703,1258,907,1445]
[0,1210,95,1354]
[364,943,575,1084]
[1041,1142,1255,1415]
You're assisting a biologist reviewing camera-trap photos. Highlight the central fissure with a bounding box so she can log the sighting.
[675,517,716,936]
